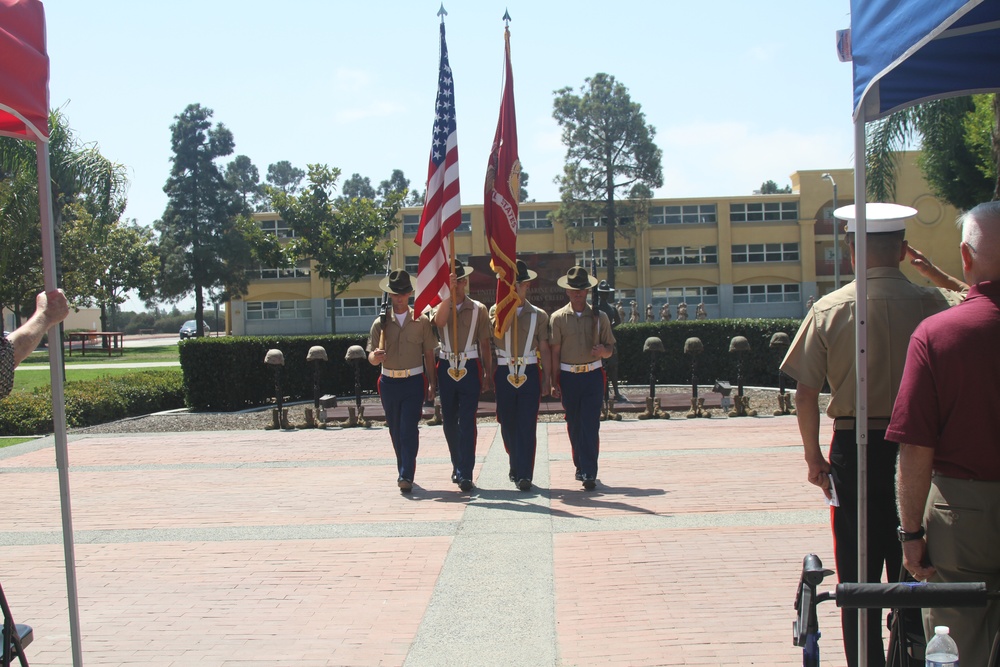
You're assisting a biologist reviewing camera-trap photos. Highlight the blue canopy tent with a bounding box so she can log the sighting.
[848,1,1000,663]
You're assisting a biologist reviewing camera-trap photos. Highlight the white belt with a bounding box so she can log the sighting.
[497,355,537,365]
[439,351,479,361]
[381,366,424,378]
[560,361,602,373]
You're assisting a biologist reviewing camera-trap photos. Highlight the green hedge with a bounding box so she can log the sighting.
[0,370,185,436]
[611,318,802,388]
[180,321,803,412]
[180,335,379,411]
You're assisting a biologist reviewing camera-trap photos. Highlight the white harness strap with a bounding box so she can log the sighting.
[503,308,537,381]
[441,302,479,380]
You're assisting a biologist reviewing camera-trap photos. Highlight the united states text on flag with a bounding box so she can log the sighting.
[484,25,520,337]
[414,19,461,315]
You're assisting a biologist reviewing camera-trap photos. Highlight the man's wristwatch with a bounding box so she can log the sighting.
[897,526,925,542]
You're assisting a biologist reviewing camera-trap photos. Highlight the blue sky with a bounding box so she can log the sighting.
[42,0,856,309]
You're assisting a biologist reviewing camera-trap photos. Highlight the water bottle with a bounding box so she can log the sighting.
[925,625,959,667]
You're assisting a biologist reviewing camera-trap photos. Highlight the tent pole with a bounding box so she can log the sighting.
[36,140,85,667]
[853,115,870,667]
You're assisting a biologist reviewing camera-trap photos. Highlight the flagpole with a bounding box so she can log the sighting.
[449,233,459,359]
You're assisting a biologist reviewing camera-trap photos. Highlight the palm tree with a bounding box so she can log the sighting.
[0,108,130,319]
[866,94,999,209]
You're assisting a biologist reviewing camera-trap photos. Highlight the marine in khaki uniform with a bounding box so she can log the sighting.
[489,259,552,491]
[780,204,962,667]
[432,259,493,492]
[367,270,437,493]
[549,266,615,490]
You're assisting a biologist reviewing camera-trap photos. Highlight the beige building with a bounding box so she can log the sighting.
[230,151,964,336]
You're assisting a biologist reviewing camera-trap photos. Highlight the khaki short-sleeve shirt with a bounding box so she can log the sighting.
[549,303,615,365]
[367,309,436,370]
[433,298,491,354]
[489,300,550,357]
[781,267,961,418]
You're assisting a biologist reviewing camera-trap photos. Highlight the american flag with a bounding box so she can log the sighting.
[414,20,461,315]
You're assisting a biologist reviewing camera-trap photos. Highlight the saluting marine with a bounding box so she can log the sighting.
[432,259,493,492]
[490,259,552,491]
[367,270,437,493]
[549,266,615,490]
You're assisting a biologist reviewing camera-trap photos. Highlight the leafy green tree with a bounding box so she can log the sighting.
[155,103,248,338]
[552,73,663,287]
[1,109,128,306]
[341,173,376,200]
[519,170,531,203]
[760,180,792,194]
[266,160,305,194]
[61,208,159,330]
[0,168,43,326]
[269,164,403,333]
[225,154,262,214]
[866,94,999,209]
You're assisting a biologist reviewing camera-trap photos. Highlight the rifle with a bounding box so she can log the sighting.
[378,249,393,350]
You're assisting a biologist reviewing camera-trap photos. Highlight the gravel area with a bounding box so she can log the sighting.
[72,386,829,435]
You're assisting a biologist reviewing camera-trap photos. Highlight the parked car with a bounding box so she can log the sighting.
[179,320,211,339]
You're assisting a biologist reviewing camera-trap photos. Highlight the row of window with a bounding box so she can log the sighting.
[259,201,798,240]
[244,284,800,321]
[250,243,801,280]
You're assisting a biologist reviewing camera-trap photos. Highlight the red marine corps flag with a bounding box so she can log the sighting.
[484,13,520,338]
[414,7,462,316]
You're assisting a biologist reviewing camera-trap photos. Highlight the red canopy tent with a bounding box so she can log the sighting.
[1,1,84,664]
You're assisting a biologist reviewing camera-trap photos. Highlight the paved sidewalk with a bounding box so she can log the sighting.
[0,415,855,666]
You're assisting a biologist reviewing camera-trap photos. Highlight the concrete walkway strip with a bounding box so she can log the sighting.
[405,426,557,667]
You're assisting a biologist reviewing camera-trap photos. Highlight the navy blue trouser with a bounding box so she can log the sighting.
[378,373,425,482]
[437,358,481,481]
[494,363,541,482]
[559,367,605,478]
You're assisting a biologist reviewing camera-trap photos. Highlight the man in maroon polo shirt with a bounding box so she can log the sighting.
[888,200,1000,666]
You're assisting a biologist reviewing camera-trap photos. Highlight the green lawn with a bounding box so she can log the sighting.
[13,366,183,393]
[0,436,37,448]
[18,344,180,365]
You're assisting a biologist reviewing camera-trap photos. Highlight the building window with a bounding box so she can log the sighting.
[330,297,381,318]
[731,243,799,263]
[402,214,421,235]
[730,201,798,222]
[650,245,718,266]
[245,300,312,320]
[403,211,471,234]
[575,248,636,269]
[733,283,801,303]
[259,218,294,238]
[649,204,717,225]
[651,286,719,306]
[518,209,553,230]
[248,259,311,280]
[404,255,419,274]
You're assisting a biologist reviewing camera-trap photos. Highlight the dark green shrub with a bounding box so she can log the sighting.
[612,318,802,388]
[180,335,380,411]
[0,370,185,436]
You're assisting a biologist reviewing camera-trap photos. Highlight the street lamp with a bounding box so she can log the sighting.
[821,173,840,289]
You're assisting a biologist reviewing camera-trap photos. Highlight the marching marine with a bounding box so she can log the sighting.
[490,259,552,491]
[367,270,438,493]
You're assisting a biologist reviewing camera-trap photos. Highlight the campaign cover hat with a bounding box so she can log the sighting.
[512,259,537,283]
[834,203,916,233]
[596,280,615,294]
[379,269,414,294]
[452,258,474,279]
[557,265,599,289]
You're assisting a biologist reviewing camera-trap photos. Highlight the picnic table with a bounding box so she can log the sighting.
[67,331,125,357]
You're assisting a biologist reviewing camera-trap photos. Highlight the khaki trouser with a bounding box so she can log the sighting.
[924,475,1000,666]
